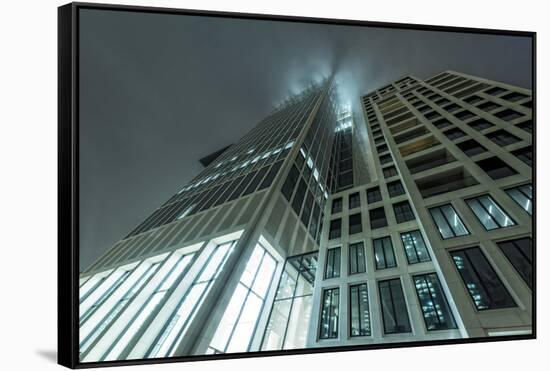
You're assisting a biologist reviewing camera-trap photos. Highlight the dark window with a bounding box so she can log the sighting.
[443,103,461,113]
[301,191,315,226]
[377,144,388,153]
[468,119,494,131]
[456,139,487,156]
[486,130,521,146]
[476,101,500,112]
[387,180,405,197]
[464,95,483,105]
[413,273,458,330]
[429,204,469,239]
[383,166,398,178]
[319,288,339,339]
[443,127,467,140]
[349,242,366,275]
[512,146,533,166]
[401,230,431,264]
[379,154,393,165]
[350,283,371,336]
[373,237,397,270]
[349,192,361,209]
[259,160,283,190]
[393,201,415,223]
[454,110,475,120]
[501,91,529,102]
[291,178,307,214]
[451,247,516,310]
[466,195,516,230]
[349,213,363,235]
[329,218,342,239]
[495,108,524,121]
[517,120,533,134]
[497,238,533,289]
[485,86,507,96]
[369,207,388,229]
[433,118,452,129]
[378,279,412,334]
[325,247,341,279]
[476,157,517,179]
[332,197,342,214]
[281,165,300,201]
[424,111,441,120]
[366,187,382,204]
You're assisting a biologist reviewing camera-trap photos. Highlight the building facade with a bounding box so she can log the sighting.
[79,71,533,362]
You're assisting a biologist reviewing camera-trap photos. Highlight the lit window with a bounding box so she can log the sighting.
[506,184,532,215]
[429,204,469,239]
[451,247,516,310]
[413,273,457,330]
[207,243,277,354]
[350,283,370,337]
[324,247,341,279]
[80,269,131,323]
[261,252,318,350]
[400,230,431,264]
[104,252,196,361]
[319,288,339,339]
[466,195,516,230]
[147,242,236,358]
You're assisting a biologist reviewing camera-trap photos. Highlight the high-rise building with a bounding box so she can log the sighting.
[79,71,533,362]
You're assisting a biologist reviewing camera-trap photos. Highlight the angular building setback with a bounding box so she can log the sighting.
[78,71,533,362]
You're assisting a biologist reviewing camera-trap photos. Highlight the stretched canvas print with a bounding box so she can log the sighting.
[58,2,536,368]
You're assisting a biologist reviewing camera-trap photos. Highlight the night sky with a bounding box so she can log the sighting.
[79,8,532,271]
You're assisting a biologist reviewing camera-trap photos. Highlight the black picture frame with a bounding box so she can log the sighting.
[58,2,536,368]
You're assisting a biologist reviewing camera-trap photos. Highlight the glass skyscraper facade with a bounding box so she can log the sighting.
[79,71,533,362]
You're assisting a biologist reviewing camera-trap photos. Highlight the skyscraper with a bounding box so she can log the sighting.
[79,71,532,362]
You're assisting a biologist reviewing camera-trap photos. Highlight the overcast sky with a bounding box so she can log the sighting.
[79,7,532,271]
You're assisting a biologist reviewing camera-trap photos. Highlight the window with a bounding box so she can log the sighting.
[349,192,361,209]
[456,139,487,156]
[207,243,278,354]
[80,269,131,323]
[485,86,507,96]
[104,251,197,361]
[443,127,467,140]
[383,166,398,178]
[291,178,307,214]
[429,204,469,239]
[401,230,431,264]
[466,195,516,230]
[261,252,318,350]
[349,213,363,235]
[495,108,524,121]
[281,165,300,201]
[506,184,532,215]
[373,237,397,270]
[476,157,517,179]
[454,109,475,121]
[145,243,236,358]
[349,242,366,275]
[486,130,520,146]
[497,238,533,289]
[369,207,388,229]
[387,180,405,197]
[319,288,340,339]
[329,219,342,240]
[476,101,500,112]
[433,118,452,129]
[451,247,516,310]
[413,273,457,330]
[331,198,342,214]
[378,279,412,334]
[468,118,494,131]
[512,146,533,167]
[517,120,533,134]
[350,283,371,337]
[379,154,393,165]
[501,91,529,102]
[325,247,341,279]
[366,187,382,203]
[80,263,161,355]
[393,201,415,223]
